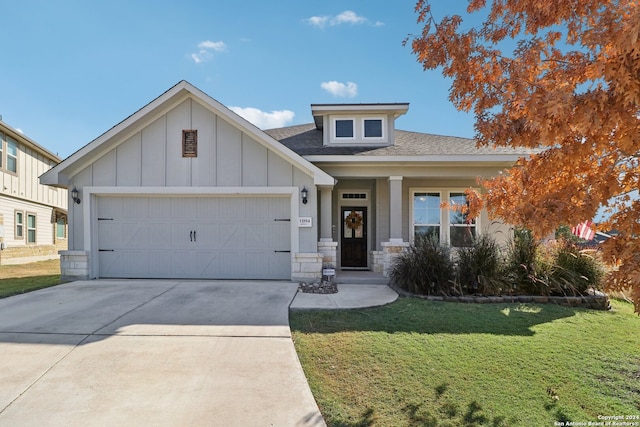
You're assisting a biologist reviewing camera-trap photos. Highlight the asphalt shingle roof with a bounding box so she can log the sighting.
[264,123,530,156]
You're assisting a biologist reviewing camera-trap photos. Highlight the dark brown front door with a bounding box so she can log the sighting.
[341,207,367,268]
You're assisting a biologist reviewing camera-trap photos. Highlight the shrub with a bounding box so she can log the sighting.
[389,233,455,295]
[504,228,550,295]
[551,243,605,294]
[455,234,506,295]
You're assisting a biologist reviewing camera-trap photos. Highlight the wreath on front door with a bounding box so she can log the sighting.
[345,211,363,230]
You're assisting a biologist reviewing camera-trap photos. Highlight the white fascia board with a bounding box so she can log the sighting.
[303,154,525,164]
[311,103,409,117]
[41,81,193,186]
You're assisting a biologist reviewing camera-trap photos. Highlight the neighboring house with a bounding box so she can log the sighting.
[41,81,528,282]
[0,120,67,265]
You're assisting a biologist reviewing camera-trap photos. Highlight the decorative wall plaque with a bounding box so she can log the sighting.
[182,130,198,157]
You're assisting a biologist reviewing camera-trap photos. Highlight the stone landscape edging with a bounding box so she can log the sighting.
[389,285,611,310]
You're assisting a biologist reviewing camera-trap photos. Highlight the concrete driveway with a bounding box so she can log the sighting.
[0,280,325,426]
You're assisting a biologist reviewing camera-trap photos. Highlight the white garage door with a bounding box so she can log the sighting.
[96,196,291,280]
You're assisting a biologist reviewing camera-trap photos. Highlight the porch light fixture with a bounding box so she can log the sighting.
[71,187,81,204]
[301,186,308,205]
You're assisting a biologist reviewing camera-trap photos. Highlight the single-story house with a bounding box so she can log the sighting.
[0,120,67,264]
[41,80,527,282]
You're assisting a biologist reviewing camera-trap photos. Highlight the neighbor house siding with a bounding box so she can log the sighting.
[0,123,67,263]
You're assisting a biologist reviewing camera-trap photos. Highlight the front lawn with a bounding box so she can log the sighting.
[0,259,63,298]
[290,298,640,426]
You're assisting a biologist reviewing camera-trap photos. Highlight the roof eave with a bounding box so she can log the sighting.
[303,154,526,164]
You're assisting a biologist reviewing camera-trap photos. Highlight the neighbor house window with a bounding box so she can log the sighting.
[412,192,441,242]
[15,211,24,239]
[363,119,383,139]
[6,137,18,173]
[0,133,3,169]
[56,218,66,239]
[334,119,354,139]
[27,213,36,243]
[449,192,476,247]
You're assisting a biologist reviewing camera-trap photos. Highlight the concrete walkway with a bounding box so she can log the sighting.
[290,284,398,310]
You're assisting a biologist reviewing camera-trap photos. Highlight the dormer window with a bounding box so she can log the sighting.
[311,102,409,147]
[334,119,355,139]
[363,119,383,139]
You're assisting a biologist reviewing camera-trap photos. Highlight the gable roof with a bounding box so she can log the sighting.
[0,120,61,163]
[264,123,533,161]
[41,81,335,187]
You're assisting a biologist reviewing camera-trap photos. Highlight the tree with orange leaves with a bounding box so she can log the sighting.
[407,0,640,312]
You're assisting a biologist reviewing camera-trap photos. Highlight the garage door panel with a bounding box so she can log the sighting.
[97,196,291,279]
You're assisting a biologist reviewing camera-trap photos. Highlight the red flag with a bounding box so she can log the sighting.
[571,221,595,240]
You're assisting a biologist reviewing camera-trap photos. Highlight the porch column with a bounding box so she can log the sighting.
[319,186,333,241]
[388,176,403,242]
[318,186,337,269]
[382,176,408,277]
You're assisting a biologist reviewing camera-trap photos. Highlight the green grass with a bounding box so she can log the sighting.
[290,298,640,426]
[0,259,63,298]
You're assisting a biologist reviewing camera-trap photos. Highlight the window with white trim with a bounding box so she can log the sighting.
[412,192,441,242]
[448,192,476,247]
[411,189,478,247]
[6,137,17,173]
[15,211,24,239]
[27,213,36,244]
[334,119,354,139]
[56,218,66,239]
[363,118,383,139]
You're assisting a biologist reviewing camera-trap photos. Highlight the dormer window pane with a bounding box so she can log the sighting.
[364,119,383,138]
[335,119,354,138]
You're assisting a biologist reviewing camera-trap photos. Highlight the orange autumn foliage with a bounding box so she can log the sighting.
[408,0,640,312]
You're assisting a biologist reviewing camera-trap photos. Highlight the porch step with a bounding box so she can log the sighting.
[334,271,389,285]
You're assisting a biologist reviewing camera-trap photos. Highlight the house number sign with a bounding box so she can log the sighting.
[182,130,198,157]
[298,217,312,227]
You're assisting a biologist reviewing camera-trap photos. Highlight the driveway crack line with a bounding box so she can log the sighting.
[87,282,181,336]
[0,333,92,415]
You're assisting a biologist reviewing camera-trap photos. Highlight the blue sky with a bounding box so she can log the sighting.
[1,1,476,159]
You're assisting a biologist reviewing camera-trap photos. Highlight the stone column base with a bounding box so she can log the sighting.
[317,240,337,268]
[291,252,323,282]
[370,250,384,273]
[381,241,409,277]
[59,250,90,281]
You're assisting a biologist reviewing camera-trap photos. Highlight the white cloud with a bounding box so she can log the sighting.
[305,16,329,28]
[198,40,226,51]
[305,10,381,28]
[191,40,226,64]
[332,11,366,25]
[229,107,295,129]
[321,81,358,98]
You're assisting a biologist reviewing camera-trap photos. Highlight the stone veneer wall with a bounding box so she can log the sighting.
[0,246,67,261]
[317,240,337,268]
[291,252,323,282]
[370,250,384,273]
[381,241,409,277]
[59,250,90,281]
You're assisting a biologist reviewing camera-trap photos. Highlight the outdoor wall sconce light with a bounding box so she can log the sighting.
[301,186,308,205]
[71,187,81,204]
